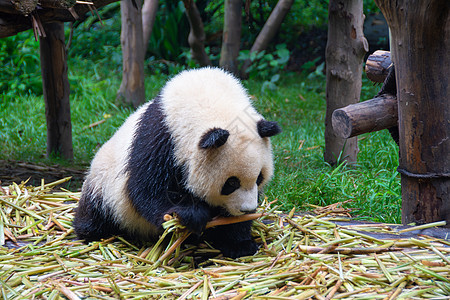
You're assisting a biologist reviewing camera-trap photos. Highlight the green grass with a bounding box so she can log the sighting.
[0,54,401,224]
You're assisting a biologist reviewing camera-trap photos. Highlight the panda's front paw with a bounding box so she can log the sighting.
[217,239,259,259]
[170,203,211,235]
[203,220,257,258]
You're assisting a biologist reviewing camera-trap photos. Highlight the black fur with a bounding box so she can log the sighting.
[221,176,241,196]
[124,97,211,234]
[256,172,264,186]
[257,120,282,138]
[74,97,259,258]
[203,220,258,258]
[376,66,399,145]
[73,183,124,241]
[199,128,230,149]
[377,65,396,97]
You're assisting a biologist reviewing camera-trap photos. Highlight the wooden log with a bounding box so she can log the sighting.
[0,0,118,38]
[0,0,76,14]
[332,94,398,139]
[0,0,23,14]
[39,0,77,9]
[365,50,392,83]
[11,0,37,15]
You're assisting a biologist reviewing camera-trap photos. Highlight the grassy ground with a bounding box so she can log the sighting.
[246,74,401,224]
[0,55,401,224]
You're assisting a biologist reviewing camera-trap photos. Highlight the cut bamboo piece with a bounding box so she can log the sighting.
[0,179,449,299]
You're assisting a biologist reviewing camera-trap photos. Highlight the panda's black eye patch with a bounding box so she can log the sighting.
[221,176,241,195]
[256,172,264,186]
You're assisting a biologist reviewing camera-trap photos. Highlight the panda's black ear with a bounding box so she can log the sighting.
[257,120,282,138]
[199,128,230,149]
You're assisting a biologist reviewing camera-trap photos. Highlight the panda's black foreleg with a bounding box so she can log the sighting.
[73,187,123,242]
[203,220,258,258]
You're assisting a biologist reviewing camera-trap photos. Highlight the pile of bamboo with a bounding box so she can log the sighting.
[0,178,449,299]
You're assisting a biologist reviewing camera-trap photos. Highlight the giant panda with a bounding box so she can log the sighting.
[73,67,281,258]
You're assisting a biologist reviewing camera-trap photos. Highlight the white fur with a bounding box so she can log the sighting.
[161,67,275,215]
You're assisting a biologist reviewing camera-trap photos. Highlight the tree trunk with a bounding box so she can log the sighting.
[219,0,242,75]
[183,0,211,67]
[39,21,73,160]
[240,0,293,77]
[324,0,368,165]
[117,0,145,108]
[374,0,449,226]
[142,0,158,50]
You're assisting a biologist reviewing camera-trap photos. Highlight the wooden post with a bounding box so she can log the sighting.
[375,0,449,226]
[39,21,73,160]
[324,0,368,165]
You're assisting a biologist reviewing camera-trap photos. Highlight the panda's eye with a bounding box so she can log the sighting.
[221,176,241,195]
[256,172,264,186]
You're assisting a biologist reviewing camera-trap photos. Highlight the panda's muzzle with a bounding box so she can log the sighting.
[225,184,258,216]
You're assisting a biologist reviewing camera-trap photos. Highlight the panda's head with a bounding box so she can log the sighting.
[161,67,281,216]
[194,120,281,216]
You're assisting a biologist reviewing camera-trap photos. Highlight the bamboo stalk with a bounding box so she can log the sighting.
[297,245,403,254]
[178,280,203,300]
[397,221,446,233]
[205,213,265,229]
[325,279,342,300]
[153,231,191,268]
[55,283,81,300]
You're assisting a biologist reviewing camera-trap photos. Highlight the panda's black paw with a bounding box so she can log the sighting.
[170,203,212,235]
[203,220,257,258]
[217,239,259,259]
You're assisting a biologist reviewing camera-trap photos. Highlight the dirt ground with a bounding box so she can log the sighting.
[0,159,86,191]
